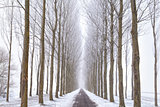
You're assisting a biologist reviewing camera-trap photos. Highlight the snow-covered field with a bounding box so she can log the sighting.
[84,89,160,107]
[0,89,160,107]
[0,89,80,107]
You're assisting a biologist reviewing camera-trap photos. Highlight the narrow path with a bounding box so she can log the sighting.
[72,89,97,107]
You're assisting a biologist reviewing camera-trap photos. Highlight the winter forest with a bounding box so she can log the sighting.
[0,0,160,107]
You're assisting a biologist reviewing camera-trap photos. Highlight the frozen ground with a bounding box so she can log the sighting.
[0,89,160,107]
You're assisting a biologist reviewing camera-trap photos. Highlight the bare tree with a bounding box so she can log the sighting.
[49,0,58,100]
[130,0,141,106]
[21,0,30,106]
[39,0,46,104]
[6,1,14,102]
[55,8,62,98]
[36,55,41,95]
[46,52,50,94]
[109,0,115,102]
[100,48,103,98]
[29,33,35,97]
[149,0,159,106]
[117,0,125,106]
[60,24,65,96]
[104,8,108,99]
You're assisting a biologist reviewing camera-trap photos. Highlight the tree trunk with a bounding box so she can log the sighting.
[39,0,46,104]
[104,44,107,99]
[153,27,158,107]
[66,62,69,93]
[60,37,64,96]
[55,12,62,98]
[21,0,30,106]
[29,35,35,97]
[49,0,58,100]
[46,55,50,94]
[94,61,97,95]
[130,0,141,106]
[98,57,100,96]
[55,26,60,98]
[118,0,125,106]
[100,50,103,98]
[109,0,114,102]
[6,2,13,102]
[62,64,65,95]
[150,0,158,106]
[36,58,41,95]
[131,55,134,100]
[19,72,22,98]
[125,35,129,99]
[49,30,55,100]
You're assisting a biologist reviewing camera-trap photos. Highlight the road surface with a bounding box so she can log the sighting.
[72,89,97,107]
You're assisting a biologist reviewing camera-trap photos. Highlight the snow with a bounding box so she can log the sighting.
[0,89,80,107]
[1,89,160,107]
[84,89,160,107]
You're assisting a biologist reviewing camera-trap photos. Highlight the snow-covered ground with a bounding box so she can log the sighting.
[0,89,80,107]
[84,89,160,107]
[0,89,160,107]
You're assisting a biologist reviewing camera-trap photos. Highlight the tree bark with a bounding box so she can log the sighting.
[151,0,158,106]
[125,35,129,99]
[153,25,158,107]
[104,44,107,99]
[98,57,100,96]
[29,35,35,97]
[60,37,64,96]
[39,0,46,104]
[19,72,22,98]
[55,26,60,98]
[62,63,65,95]
[131,54,134,100]
[109,0,114,102]
[100,50,103,98]
[118,0,125,106]
[94,61,97,95]
[130,0,141,106]
[49,0,58,100]
[49,30,55,100]
[46,55,50,94]
[36,58,41,95]
[55,11,62,98]
[21,0,30,106]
